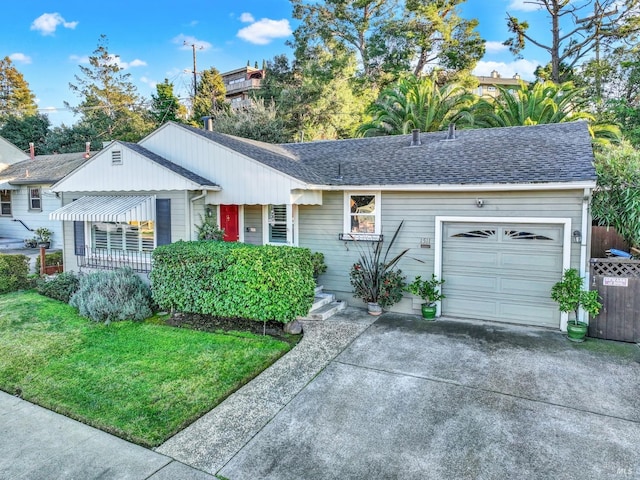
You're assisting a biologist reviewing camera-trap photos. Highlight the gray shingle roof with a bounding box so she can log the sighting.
[122,142,219,188]
[0,151,91,184]
[178,121,596,187]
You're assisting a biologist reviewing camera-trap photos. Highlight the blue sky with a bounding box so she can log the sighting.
[3,0,553,126]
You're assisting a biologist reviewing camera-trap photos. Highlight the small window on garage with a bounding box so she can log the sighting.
[451,229,496,239]
[505,230,554,241]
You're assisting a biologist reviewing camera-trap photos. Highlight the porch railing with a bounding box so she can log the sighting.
[76,246,152,273]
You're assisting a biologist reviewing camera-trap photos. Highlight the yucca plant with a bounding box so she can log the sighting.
[349,221,409,308]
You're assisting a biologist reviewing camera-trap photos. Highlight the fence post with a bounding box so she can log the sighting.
[39,246,46,275]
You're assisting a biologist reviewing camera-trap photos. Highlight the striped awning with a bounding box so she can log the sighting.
[49,195,155,222]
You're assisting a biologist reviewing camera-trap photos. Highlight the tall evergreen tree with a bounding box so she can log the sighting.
[0,113,49,153]
[191,67,227,123]
[150,79,185,126]
[66,35,153,142]
[0,56,37,121]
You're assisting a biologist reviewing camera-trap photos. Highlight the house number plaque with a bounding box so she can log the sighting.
[603,277,628,287]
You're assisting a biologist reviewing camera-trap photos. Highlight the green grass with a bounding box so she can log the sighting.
[0,290,293,447]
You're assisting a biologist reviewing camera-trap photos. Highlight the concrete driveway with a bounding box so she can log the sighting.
[219,314,640,480]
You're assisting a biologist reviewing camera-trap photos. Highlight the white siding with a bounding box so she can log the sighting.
[52,143,209,192]
[298,189,586,316]
[0,184,64,248]
[141,123,310,205]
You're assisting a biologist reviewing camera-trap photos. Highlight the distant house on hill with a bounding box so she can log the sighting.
[221,65,266,110]
[474,70,530,98]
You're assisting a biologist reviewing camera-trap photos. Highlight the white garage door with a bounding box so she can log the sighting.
[442,222,564,328]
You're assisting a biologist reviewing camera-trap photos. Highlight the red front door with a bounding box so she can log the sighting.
[220,205,239,242]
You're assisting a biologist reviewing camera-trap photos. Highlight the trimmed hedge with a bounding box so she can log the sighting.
[151,241,315,323]
[0,254,30,294]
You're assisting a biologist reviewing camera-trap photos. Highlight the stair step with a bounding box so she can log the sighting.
[0,239,25,249]
[314,285,324,295]
[312,292,335,311]
[300,300,347,321]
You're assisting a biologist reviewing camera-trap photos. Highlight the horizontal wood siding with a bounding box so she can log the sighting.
[141,124,308,205]
[0,185,64,248]
[299,190,585,315]
[243,205,263,245]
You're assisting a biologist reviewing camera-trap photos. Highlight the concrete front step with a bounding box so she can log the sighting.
[300,300,347,321]
[312,292,335,311]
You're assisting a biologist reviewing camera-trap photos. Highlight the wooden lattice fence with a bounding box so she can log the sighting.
[589,258,640,343]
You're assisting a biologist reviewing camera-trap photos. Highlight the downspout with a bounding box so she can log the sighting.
[579,188,591,323]
[189,190,207,241]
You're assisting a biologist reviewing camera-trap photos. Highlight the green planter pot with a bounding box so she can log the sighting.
[567,321,588,343]
[421,304,437,320]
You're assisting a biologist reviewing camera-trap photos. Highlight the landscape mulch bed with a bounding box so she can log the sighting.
[166,312,300,344]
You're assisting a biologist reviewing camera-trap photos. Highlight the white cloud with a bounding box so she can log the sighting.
[68,54,146,69]
[484,41,509,54]
[69,54,90,64]
[9,53,31,64]
[140,76,157,89]
[172,34,213,51]
[237,18,292,45]
[473,59,541,81]
[30,13,78,36]
[240,12,255,23]
[507,0,543,12]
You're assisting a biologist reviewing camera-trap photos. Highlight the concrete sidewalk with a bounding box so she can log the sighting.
[0,391,215,479]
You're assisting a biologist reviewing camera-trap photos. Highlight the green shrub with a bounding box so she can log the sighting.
[36,272,80,303]
[151,241,315,323]
[311,251,327,279]
[0,254,30,294]
[35,251,63,272]
[70,267,154,324]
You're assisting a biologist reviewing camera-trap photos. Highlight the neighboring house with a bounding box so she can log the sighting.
[0,150,93,249]
[0,135,28,171]
[474,70,529,98]
[50,121,596,331]
[221,65,265,110]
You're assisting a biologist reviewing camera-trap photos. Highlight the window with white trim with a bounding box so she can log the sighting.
[91,221,154,252]
[344,192,381,235]
[0,191,11,216]
[268,204,288,244]
[29,188,41,211]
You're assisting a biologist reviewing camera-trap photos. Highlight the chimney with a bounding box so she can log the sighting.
[84,142,91,159]
[410,129,421,146]
[201,116,213,131]
[29,142,34,160]
[446,123,456,140]
[513,73,520,80]
[491,70,499,79]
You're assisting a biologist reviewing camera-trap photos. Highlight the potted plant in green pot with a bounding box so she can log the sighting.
[35,227,53,249]
[551,268,602,342]
[349,222,408,315]
[405,274,445,320]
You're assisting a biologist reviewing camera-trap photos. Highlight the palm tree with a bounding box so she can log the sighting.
[468,80,620,144]
[357,73,474,136]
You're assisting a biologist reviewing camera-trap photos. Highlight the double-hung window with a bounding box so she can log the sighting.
[344,192,381,236]
[29,188,41,211]
[0,191,11,216]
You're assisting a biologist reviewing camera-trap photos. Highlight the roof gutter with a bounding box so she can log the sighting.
[306,181,597,192]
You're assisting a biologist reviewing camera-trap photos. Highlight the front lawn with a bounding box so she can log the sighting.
[0,290,293,447]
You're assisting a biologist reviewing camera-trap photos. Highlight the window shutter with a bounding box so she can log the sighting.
[156,199,171,246]
[74,221,85,256]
